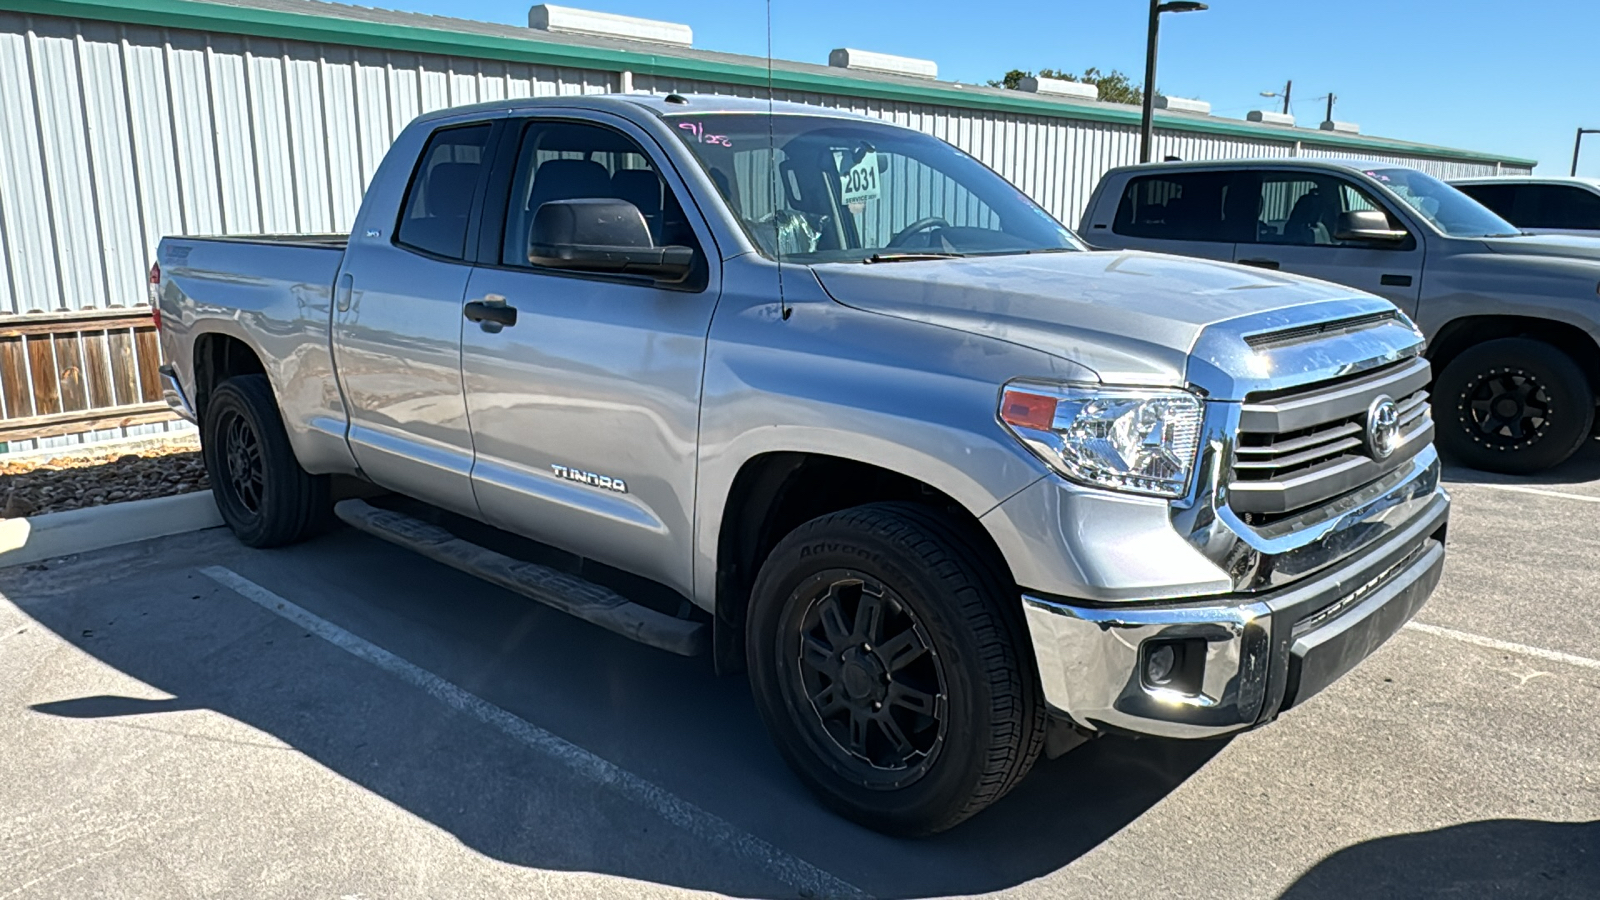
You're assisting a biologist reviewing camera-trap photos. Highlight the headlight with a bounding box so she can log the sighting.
[999,383,1204,498]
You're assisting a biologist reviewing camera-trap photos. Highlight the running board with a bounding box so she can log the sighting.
[333,499,708,657]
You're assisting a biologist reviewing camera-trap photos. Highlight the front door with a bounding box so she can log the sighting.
[332,119,498,516]
[1235,171,1425,312]
[460,115,719,596]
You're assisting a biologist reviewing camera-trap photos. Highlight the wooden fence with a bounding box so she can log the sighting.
[0,309,175,444]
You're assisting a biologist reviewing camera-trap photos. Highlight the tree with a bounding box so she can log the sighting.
[987,66,1145,105]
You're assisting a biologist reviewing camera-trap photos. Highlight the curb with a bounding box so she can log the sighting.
[0,491,224,567]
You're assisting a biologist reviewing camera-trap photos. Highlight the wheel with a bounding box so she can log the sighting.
[1433,338,1595,474]
[201,374,330,547]
[746,502,1045,835]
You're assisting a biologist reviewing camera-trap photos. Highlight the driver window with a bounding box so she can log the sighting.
[501,120,699,268]
[1256,174,1400,247]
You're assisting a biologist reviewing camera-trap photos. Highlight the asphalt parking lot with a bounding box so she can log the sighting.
[2,444,1597,899]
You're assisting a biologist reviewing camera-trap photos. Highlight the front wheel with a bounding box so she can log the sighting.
[1432,338,1595,474]
[201,374,330,547]
[746,503,1045,836]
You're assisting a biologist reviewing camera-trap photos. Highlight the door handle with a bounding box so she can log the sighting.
[464,298,517,327]
[1380,274,1414,287]
[1237,258,1281,270]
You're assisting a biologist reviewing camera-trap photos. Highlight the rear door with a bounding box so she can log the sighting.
[331,118,500,516]
[457,113,720,596]
[1085,169,1252,262]
[1233,171,1424,312]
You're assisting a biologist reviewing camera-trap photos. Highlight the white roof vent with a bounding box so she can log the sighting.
[1155,95,1210,115]
[1247,110,1296,127]
[528,5,692,46]
[1016,76,1097,101]
[1320,120,1360,134]
[828,48,938,80]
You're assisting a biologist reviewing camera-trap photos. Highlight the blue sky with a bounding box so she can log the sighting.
[368,0,1599,174]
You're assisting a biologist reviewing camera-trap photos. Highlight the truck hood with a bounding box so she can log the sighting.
[1479,233,1600,262]
[811,250,1377,387]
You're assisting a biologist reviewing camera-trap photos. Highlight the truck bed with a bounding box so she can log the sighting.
[174,233,349,250]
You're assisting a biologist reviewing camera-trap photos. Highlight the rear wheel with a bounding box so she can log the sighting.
[1433,338,1594,474]
[201,374,329,547]
[746,503,1045,835]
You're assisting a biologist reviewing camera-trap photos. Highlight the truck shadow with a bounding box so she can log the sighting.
[1441,435,1600,487]
[3,532,1224,899]
[1279,818,1600,899]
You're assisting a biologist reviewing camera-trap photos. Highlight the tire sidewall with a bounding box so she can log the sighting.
[1434,339,1594,474]
[747,516,1003,833]
[201,377,300,546]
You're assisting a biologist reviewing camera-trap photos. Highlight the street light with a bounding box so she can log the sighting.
[1573,127,1600,176]
[1140,0,1208,164]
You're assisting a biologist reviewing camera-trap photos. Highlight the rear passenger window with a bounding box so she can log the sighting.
[499,120,700,270]
[395,124,493,260]
[1457,183,1518,220]
[1112,172,1249,242]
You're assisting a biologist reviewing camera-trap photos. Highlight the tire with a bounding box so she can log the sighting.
[201,374,330,547]
[746,502,1046,836]
[1433,338,1595,475]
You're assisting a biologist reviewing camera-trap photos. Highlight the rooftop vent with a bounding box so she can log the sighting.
[1155,95,1211,115]
[1320,120,1360,134]
[828,48,938,80]
[1016,76,1097,100]
[1247,110,1296,127]
[528,5,692,46]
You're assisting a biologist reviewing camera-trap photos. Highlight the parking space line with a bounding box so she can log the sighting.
[198,565,868,900]
[1465,483,1600,504]
[1405,621,1600,672]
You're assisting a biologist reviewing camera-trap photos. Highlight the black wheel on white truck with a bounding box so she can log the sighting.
[746,502,1047,836]
[1432,337,1596,474]
[201,374,331,547]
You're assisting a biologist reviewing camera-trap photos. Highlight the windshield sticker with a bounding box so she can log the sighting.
[840,151,881,205]
[677,121,732,147]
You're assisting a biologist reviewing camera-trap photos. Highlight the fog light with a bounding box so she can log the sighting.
[1145,643,1177,686]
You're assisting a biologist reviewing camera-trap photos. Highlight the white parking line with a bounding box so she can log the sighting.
[198,565,868,900]
[1404,621,1600,672]
[1465,483,1600,504]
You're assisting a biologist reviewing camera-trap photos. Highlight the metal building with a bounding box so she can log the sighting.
[0,0,1538,452]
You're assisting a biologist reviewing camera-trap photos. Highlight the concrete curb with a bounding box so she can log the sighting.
[0,491,224,567]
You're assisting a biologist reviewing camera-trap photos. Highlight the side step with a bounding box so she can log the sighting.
[333,499,708,657]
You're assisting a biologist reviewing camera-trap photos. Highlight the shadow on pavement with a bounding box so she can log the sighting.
[1441,435,1600,487]
[1280,819,1600,899]
[3,533,1224,899]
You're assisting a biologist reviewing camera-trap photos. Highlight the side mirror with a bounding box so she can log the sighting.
[527,198,695,282]
[1334,209,1408,243]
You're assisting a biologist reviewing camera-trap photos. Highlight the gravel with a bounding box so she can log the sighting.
[0,437,209,519]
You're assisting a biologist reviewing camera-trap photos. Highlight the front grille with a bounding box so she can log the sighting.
[1229,356,1434,522]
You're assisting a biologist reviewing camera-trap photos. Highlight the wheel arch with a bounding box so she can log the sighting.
[710,450,1019,674]
[1427,315,1600,392]
[191,330,268,426]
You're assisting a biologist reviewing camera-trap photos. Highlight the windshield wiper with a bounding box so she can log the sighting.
[864,252,964,263]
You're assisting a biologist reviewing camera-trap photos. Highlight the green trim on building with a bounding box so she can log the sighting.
[2,0,1539,168]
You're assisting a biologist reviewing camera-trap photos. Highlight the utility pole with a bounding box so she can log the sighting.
[1280,80,1292,115]
[1324,92,1336,124]
[1573,128,1600,176]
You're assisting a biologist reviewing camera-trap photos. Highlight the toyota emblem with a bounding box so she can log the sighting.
[1367,395,1401,459]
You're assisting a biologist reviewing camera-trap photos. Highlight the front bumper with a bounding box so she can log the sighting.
[1022,488,1448,739]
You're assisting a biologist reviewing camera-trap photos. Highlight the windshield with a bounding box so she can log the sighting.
[1362,167,1521,238]
[665,113,1081,263]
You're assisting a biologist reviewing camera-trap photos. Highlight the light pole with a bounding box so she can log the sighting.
[1573,127,1600,176]
[1140,0,1208,164]
[1260,80,1291,115]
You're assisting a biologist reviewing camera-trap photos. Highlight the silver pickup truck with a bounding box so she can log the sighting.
[154,95,1449,836]
[1082,159,1600,474]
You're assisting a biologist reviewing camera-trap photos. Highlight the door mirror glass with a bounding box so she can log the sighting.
[1334,209,1408,243]
[528,198,695,281]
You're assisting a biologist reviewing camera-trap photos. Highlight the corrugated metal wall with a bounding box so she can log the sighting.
[0,10,1531,450]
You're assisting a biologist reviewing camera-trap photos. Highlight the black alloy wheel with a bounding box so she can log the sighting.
[790,572,948,788]
[201,374,330,547]
[1433,337,1594,475]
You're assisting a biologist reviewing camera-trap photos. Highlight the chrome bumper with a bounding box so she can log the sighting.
[159,364,197,423]
[1022,487,1448,739]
